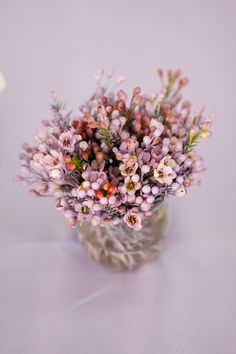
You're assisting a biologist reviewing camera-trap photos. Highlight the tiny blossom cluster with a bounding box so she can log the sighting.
[15,69,213,230]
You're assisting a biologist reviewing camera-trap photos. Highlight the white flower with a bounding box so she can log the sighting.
[124,212,142,230]
[49,169,62,180]
[121,175,141,195]
[154,157,176,185]
[119,162,138,176]
[79,141,88,151]
[123,154,138,167]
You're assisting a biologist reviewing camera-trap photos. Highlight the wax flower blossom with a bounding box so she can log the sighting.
[15,68,213,230]
[123,212,142,231]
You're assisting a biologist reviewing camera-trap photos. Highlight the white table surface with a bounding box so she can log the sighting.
[0,1,236,353]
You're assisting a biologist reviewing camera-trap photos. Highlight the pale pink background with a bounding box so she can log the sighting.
[0,0,236,353]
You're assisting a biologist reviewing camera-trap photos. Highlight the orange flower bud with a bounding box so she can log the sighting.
[82,152,89,161]
[109,185,117,194]
[106,192,113,199]
[163,109,170,117]
[66,162,76,171]
[96,151,105,163]
[96,190,104,199]
[179,78,189,87]
[115,153,124,161]
[184,178,191,187]
[64,155,71,163]
[103,182,110,191]
[93,145,100,153]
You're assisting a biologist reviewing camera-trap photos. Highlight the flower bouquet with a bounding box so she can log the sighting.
[15,69,213,270]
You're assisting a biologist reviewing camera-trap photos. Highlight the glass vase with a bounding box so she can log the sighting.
[77,201,170,271]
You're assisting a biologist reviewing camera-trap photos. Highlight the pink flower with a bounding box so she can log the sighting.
[119,154,138,176]
[124,212,142,230]
[48,182,63,197]
[59,131,81,152]
[30,153,44,170]
[150,120,164,137]
[43,150,64,170]
[154,163,175,185]
[75,200,94,222]
[30,150,63,173]
[35,180,49,194]
[119,162,138,176]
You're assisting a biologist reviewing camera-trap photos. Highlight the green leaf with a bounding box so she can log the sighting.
[72,154,86,171]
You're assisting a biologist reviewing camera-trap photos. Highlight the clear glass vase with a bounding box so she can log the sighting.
[77,201,170,271]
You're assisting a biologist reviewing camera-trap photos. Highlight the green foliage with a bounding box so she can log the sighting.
[98,126,113,150]
[51,101,65,114]
[72,154,86,172]
[184,128,204,153]
[105,204,122,218]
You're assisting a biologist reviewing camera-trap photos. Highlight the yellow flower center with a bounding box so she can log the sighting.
[126,180,135,191]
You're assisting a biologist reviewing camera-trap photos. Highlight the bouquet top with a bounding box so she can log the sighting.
[15,69,213,230]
